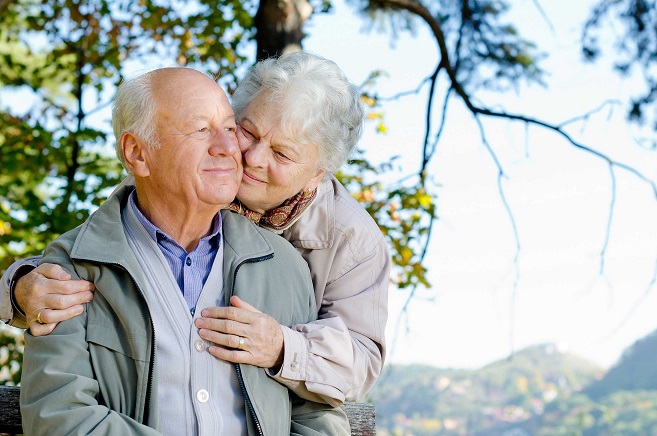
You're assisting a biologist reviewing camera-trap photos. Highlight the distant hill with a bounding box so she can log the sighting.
[585,329,657,399]
[368,343,604,435]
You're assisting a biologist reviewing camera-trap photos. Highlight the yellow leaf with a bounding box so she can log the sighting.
[400,247,413,262]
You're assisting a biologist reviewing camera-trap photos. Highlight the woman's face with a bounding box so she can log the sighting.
[235,94,325,214]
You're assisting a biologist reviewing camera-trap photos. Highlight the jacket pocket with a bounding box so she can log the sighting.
[86,322,150,418]
[87,322,150,362]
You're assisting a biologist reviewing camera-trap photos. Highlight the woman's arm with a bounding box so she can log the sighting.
[271,236,390,405]
[1,259,94,333]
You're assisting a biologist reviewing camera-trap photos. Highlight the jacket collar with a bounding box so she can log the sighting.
[70,184,275,269]
[282,176,336,250]
[70,184,137,266]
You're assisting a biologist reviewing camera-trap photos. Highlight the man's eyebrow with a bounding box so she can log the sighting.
[188,113,235,123]
[222,113,237,124]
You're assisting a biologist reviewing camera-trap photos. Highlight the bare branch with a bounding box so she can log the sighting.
[599,164,617,274]
[530,0,556,35]
[472,106,657,199]
[557,99,621,128]
[372,1,657,199]
[377,77,432,101]
[427,87,453,161]
[421,63,443,171]
[474,116,522,357]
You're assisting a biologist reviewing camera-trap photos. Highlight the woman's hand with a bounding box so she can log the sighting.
[16,263,94,336]
[195,295,285,371]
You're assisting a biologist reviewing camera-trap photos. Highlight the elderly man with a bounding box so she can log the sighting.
[18,67,327,435]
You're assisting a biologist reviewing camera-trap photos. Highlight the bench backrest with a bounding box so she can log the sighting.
[0,385,375,435]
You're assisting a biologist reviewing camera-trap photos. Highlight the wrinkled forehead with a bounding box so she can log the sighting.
[242,91,313,146]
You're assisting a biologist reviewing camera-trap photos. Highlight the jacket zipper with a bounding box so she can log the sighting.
[80,252,274,434]
[231,254,273,436]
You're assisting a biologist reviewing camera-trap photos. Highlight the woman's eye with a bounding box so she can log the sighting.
[275,151,289,160]
[197,127,209,133]
[225,126,236,133]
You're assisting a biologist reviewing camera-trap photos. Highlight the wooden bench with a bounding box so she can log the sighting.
[0,385,375,435]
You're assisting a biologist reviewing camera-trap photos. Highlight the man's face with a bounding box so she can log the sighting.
[143,69,242,213]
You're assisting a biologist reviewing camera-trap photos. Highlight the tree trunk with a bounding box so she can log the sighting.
[254,0,313,61]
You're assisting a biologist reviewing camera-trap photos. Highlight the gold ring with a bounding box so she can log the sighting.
[36,309,45,324]
[238,336,245,349]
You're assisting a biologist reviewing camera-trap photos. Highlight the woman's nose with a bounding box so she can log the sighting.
[242,140,267,167]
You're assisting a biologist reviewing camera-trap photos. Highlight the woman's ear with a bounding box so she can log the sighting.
[303,169,326,192]
[122,132,151,177]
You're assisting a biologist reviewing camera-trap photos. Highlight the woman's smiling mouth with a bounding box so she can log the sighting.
[242,170,266,184]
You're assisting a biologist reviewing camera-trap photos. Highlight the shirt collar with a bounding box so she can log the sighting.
[128,189,222,250]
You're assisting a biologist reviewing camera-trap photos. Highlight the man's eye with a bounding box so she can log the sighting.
[197,127,209,133]
[225,126,236,133]
[275,151,289,160]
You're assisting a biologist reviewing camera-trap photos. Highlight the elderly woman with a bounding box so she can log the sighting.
[2,52,390,407]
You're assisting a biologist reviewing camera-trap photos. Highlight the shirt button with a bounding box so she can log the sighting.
[196,389,209,403]
[186,258,192,266]
[194,339,206,352]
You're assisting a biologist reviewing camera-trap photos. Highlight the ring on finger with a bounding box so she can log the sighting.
[237,336,245,349]
[36,309,45,325]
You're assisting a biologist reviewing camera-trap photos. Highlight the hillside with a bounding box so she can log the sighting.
[585,329,657,399]
[367,336,657,435]
[368,344,603,435]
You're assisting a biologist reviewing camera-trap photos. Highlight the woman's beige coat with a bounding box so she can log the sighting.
[274,175,390,405]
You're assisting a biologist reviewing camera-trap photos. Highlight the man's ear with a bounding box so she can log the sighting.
[303,169,326,192]
[122,132,150,177]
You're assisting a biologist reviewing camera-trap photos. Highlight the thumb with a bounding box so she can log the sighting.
[230,295,262,314]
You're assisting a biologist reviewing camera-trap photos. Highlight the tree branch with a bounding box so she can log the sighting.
[421,63,443,171]
[371,0,657,359]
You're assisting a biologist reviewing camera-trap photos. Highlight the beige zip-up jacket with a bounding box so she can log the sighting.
[2,175,390,407]
[273,175,390,405]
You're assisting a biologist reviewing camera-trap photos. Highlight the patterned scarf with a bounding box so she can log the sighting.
[227,188,318,233]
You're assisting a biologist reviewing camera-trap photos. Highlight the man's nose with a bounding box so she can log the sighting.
[209,130,239,156]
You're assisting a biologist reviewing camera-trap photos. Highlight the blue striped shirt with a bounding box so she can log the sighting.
[129,190,221,315]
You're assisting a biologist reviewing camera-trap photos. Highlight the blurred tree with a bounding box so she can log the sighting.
[0,0,254,274]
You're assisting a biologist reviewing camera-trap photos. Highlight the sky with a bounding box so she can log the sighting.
[303,0,657,369]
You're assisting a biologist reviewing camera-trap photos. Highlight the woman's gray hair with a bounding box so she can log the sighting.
[112,71,160,172]
[232,52,364,175]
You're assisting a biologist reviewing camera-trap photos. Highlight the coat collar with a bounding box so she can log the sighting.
[281,176,336,250]
[70,184,136,266]
[70,185,275,267]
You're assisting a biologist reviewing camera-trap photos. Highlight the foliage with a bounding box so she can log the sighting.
[0,325,23,385]
[0,0,254,275]
[583,0,657,139]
